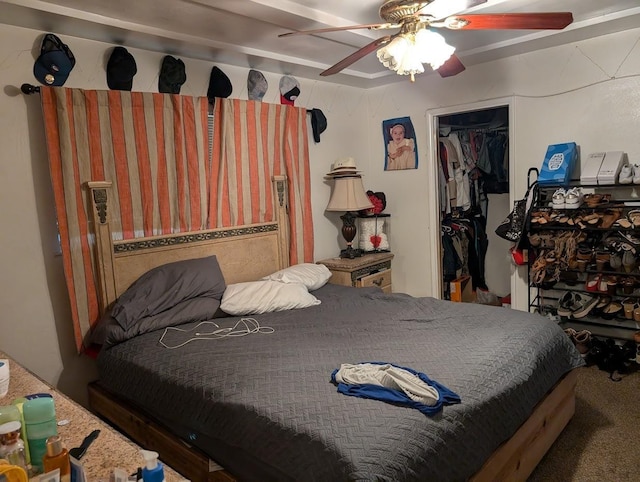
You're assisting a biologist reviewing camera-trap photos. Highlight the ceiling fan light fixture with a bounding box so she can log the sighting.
[377,28,455,78]
[415,29,455,69]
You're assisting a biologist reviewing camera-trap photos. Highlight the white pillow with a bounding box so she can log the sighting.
[262,263,332,291]
[221,280,321,316]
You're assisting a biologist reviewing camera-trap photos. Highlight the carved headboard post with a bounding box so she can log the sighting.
[272,175,290,269]
[86,181,117,314]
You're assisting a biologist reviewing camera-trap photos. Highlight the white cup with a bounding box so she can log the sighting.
[0,359,9,398]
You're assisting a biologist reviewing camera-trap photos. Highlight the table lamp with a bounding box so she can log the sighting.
[326,175,373,258]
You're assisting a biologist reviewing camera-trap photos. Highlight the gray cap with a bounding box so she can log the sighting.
[247,69,268,101]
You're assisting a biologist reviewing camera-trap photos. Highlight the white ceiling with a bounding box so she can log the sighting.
[2,0,640,88]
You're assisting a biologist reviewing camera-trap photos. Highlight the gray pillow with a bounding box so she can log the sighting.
[111,255,226,330]
[93,296,223,348]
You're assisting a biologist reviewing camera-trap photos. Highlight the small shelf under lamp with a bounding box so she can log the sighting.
[326,175,373,259]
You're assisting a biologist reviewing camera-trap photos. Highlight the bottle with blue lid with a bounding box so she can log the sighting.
[140,450,165,482]
[22,397,57,474]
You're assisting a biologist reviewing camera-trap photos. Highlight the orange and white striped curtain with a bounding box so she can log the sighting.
[41,87,210,351]
[42,89,313,352]
[211,98,314,264]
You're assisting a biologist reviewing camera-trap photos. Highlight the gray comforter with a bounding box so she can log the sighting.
[97,284,584,481]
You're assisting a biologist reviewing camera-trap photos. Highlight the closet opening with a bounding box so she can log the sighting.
[434,104,513,305]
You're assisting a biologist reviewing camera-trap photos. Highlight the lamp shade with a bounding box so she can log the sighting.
[326,176,373,212]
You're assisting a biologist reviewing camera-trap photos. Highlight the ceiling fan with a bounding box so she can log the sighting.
[278,0,573,80]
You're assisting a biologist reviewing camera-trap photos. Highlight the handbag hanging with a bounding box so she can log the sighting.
[495,170,538,245]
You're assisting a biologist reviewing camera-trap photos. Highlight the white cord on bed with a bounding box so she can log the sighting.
[159,318,274,349]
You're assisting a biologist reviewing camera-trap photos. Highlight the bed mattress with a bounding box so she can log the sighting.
[96,284,583,481]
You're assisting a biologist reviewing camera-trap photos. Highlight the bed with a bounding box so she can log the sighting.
[86,177,584,482]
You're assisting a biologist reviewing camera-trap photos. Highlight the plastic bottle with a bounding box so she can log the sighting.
[22,397,57,474]
[43,435,70,482]
[10,398,31,465]
[0,405,21,425]
[0,420,28,472]
[140,450,165,482]
[0,359,9,397]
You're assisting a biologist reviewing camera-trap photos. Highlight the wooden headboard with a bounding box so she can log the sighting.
[87,176,290,315]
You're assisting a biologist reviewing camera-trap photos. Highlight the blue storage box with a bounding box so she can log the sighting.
[538,142,578,185]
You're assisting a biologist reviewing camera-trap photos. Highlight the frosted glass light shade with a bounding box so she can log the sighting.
[377,28,455,76]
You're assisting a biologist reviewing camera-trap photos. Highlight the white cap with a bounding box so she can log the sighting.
[141,449,159,470]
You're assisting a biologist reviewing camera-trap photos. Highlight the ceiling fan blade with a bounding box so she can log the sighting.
[443,12,573,30]
[278,23,396,38]
[418,0,487,21]
[437,55,466,78]
[320,35,394,76]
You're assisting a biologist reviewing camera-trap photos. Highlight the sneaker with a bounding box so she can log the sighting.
[619,163,633,184]
[564,187,583,209]
[633,164,640,184]
[571,293,598,318]
[551,188,566,209]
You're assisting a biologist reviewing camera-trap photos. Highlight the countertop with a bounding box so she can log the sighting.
[0,351,186,481]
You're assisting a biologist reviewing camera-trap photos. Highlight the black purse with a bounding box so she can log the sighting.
[495,181,537,245]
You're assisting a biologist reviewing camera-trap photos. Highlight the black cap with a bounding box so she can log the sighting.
[33,34,76,87]
[207,66,232,104]
[310,108,327,143]
[107,47,137,91]
[158,55,186,94]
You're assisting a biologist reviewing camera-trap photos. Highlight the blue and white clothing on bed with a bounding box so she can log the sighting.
[331,362,461,415]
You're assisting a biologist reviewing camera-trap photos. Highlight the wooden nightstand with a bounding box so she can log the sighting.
[317,252,394,293]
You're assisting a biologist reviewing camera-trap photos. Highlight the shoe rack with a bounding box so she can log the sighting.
[527,182,640,342]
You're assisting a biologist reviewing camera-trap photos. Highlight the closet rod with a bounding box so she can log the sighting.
[21,84,40,95]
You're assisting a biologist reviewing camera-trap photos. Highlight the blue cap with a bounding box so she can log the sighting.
[33,34,76,86]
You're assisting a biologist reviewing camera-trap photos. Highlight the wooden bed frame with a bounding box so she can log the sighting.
[85,175,578,482]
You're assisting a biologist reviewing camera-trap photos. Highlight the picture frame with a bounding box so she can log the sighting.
[383,116,418,171]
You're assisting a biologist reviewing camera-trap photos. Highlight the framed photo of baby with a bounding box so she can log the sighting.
[383,116,418,171]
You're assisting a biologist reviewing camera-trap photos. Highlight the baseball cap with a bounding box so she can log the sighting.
[279,75,300,106]
[158,55,186,94]
[247,69,268,101]
[33,34,76,87]
[309,108,327,143]
[107,47,137,91]
[207,66,233,104]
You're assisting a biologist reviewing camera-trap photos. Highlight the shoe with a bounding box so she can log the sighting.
[633,164,640,184]
[565,187,583,209]
[622,250,636,273]
[557,291,579,317]
[600,208,622,229]
[606,276,618,295]
[601,300,623,320]
[619,163,633,184]
[609,252,622,270]
[621,276,635,294]
[552,188,566,209]
[613,217,632,229]
[622,298,635,319]
[592,295,611,315]
[628,209,640,228]
[595,251,610,271]
[585,274,602,293]
[573,330,592,357]
[571,293,598,318]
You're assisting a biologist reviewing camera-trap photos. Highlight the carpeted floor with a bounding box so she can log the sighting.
[529,363,640,481]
